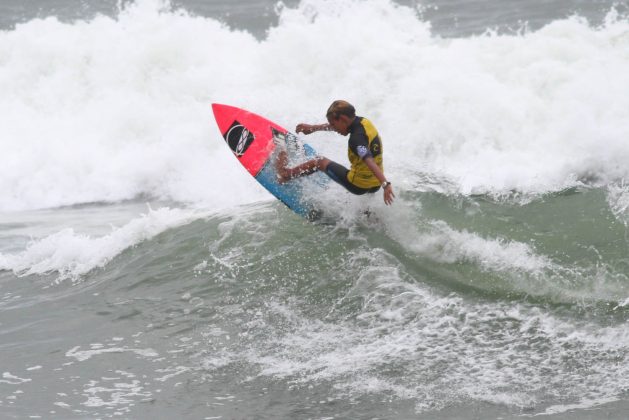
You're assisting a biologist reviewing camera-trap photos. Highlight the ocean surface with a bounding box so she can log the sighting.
[2,0,629,418]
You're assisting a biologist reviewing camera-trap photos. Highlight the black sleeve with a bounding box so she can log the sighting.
[349,132,373,160]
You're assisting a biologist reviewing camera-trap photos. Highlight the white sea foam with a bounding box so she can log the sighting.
[66,345,159,362]
[378,200,553,273]
[0,0,627,211]
[0,206,200,279]
[1,372,32,385]
[606,181,629,225]
[237,284,629,414]
[403,220,552,273]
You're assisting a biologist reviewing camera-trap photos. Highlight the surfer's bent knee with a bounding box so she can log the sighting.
[316,157,331,171]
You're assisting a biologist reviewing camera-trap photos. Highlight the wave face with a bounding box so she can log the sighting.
[1,0,629,418]
[2,200,629,418]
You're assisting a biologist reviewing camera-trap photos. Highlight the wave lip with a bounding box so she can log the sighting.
[0,206,200,280]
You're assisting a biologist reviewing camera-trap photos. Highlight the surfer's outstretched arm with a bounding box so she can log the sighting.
[296,123,332,135]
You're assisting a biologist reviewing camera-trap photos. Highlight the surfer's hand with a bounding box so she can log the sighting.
[384,184,395,205]
[296,123,316,135]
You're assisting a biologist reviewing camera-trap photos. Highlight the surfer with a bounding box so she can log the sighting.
[276,100,395,205]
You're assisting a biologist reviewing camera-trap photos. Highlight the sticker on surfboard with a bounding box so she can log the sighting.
[223,121,255,156]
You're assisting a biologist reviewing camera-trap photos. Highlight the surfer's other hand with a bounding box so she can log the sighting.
[384,184,395,206]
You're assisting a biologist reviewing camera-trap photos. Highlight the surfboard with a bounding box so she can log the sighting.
[211,104,328,220]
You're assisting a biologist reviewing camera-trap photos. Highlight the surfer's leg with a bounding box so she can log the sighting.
[324,162,381,195]
[277,154,330,183]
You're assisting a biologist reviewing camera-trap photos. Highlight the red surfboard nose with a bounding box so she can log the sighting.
[211,103,284,176]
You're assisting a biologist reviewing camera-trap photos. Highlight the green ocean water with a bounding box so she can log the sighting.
[2,187,629,418]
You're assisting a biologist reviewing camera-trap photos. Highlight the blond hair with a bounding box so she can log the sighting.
[326,100,356,120]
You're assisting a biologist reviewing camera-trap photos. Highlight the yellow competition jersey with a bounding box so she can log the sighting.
[347,117,383,188]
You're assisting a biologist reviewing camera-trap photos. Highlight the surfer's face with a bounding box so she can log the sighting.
[327,115,352,136]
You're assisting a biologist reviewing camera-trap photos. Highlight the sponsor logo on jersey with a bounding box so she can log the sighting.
[356,145,369,158]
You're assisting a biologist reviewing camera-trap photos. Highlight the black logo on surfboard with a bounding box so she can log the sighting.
[224,121,254,156]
